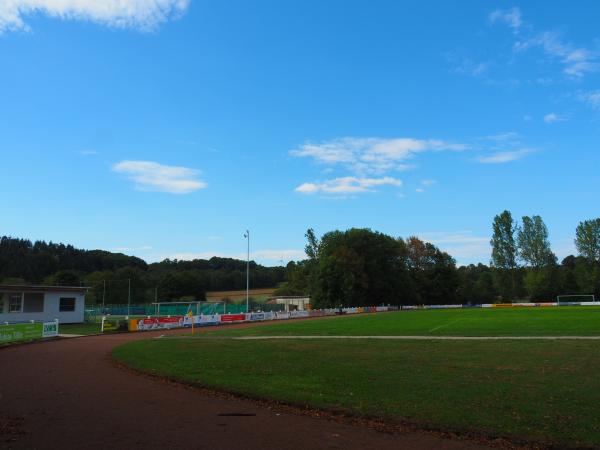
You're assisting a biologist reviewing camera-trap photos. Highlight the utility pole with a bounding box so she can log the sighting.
[244,230,250,313]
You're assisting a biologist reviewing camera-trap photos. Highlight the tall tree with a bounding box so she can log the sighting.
[491,211,519,269]
[490,210,520,300]
[575,219,600,262]
[517,215,556,268]
[305,228,320,260]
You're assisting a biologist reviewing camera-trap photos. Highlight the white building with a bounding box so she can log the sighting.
[0,285,87,324]
[268,296,311,312]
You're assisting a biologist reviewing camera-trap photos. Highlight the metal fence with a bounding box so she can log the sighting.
[84,303,251,322]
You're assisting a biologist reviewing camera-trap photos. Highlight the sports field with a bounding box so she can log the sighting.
[113,308,600,447]
[205,306,600,337]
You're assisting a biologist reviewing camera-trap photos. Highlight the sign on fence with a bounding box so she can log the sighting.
[42,321,59,338]
[220,314,245,323]
[1,321,59,344]
[183,314,221,327]
[130,317,184,331]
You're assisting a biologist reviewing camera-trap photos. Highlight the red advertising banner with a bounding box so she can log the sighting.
[133,316,184,331]
[220,314,245,323]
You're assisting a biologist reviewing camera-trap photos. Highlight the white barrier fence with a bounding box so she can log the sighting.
[130,306,398,332]
[402,302,600,310]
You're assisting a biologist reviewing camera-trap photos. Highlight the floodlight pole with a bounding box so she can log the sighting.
[102,280,106,310]
[245,230,250,313]
[127,278,131,318]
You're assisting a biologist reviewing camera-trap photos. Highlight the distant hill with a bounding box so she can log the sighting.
[0,236,286,304]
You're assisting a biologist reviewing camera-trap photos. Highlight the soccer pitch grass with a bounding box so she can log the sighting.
[204,306,600,337]
[113,309,600,447]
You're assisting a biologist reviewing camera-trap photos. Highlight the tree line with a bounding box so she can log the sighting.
[0,237,286,304]
[278,213,600,308]
[3,212,599,307]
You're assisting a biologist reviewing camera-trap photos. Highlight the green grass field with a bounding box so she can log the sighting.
[113,308,600,447]
[206,307,600,337]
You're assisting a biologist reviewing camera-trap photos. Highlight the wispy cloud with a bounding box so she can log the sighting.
[295,176,402,195]
[0,0,189,33]
[515,31,598,78]
[543,113,567,123]
[476,148,535,164]
[415,179,436,193]
[446,51,489,78]
[418,231,491,264]
[479,132,520,142]
[579,90,600,110]
[113,160,207,194]
[291,137,467,175]
[487,8,598,79]
[164,249,305,263]
[113,245,153,253]
[489,7,522,33]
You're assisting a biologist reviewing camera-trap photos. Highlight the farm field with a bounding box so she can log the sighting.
[206,288,277,303]
[204,307,600,337]
[114,308,600,447]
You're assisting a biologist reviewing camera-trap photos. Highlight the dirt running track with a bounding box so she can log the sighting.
[0,325,495,450]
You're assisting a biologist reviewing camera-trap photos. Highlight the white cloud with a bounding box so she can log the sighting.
[543,113,567,123]
[489,7,522,32]
[476,148,535,164]
[291,137,467,175]
[113,160,207,194]
[489,8,598,79]
[579,90,600,110]
[295,176,402,195]
[449,54,489,78]
[414,179,436,194]
[515,31,598,78]
[112,245,153,252]
[0,0,189,33]
[479,132,520,142]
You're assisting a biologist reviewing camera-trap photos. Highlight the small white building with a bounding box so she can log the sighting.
[0,285,87,324]
[268,296,311,312]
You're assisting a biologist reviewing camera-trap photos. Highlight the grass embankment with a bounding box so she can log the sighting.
[114,337,600,447]
[60,323,103,335]
[204,307,600,337]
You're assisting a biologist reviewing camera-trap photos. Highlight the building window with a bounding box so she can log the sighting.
[23,293,45,313]
[9,294,23,313]
[59,297,76,312]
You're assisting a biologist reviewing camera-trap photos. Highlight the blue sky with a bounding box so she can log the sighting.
[1,1,599,266]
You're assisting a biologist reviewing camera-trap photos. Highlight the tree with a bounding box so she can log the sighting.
[490,210,520,300]
[305,229,320,260]
[575,219,600,262]
[309,229,413,308]
[517,215,556,268]
[491,211,518,270]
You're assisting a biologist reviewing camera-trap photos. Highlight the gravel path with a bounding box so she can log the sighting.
[0,324,498,450]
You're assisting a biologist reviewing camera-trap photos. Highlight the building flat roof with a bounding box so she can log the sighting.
[0,285,89,293]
